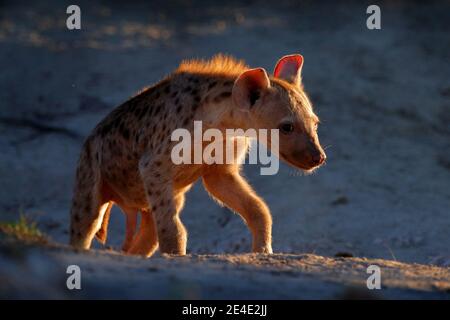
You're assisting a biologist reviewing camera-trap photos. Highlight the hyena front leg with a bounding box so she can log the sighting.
[202,165,273,254]
[151,189,187,255]
[127,208,158,257]
[138,155,189,255]
[145,184,187,254]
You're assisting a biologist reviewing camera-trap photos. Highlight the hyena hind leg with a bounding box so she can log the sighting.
[121,207,138,252]
[95,201,113,244]
[127,209,158,257]
[93,202,139,252]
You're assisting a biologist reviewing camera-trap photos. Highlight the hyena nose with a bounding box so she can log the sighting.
[312,152,326,165]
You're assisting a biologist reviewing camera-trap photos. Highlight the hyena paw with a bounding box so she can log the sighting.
[253,244,273,254]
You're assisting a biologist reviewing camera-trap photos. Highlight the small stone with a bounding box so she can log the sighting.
[330,196,349,206]
[335,252,354,258]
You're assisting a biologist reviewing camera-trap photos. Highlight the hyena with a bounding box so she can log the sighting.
[69,54,326,257]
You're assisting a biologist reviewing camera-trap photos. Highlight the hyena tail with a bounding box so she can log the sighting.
[69,138,109,249]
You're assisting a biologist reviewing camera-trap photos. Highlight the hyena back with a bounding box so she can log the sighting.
[69,54,326,257]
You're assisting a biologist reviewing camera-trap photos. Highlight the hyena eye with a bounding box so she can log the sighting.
[279,122,294,135]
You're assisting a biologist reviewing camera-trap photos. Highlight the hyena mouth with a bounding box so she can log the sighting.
[279,152,322,172]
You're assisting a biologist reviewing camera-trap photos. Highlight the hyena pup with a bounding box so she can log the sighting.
[69,54,326,257]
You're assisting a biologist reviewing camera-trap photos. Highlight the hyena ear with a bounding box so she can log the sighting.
[273,54,304,86]
[232,68,271,110]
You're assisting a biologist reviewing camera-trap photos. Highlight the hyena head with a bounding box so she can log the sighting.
[232,54,326,172]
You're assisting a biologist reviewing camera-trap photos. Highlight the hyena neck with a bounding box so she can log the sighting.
[185,73,251,132]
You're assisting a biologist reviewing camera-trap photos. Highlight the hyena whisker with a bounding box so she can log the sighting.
[288,169,304,177]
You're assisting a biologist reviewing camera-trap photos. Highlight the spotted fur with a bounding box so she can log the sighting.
[69,54,325,257]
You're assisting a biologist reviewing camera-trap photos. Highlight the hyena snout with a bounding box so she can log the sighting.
[292,141,326,169]
[307,147,326,167]
[305,137,326,167]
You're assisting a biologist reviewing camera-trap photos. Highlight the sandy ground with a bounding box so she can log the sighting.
[1,239,449,299]
[0,0,449,298]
